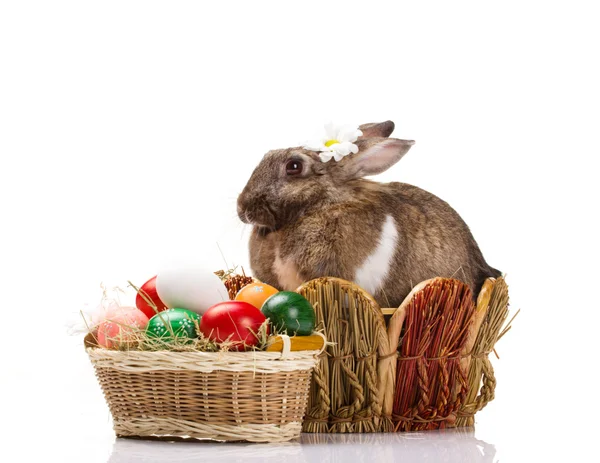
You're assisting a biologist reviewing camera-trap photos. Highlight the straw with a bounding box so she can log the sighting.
[392,278,475,431]
[297,277,388,433]
[456,276,516,426]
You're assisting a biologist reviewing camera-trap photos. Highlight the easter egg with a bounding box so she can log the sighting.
[200,301,268,351]
[261,291,315,336]
[97,306,149,349]
[146,308,200,342]
[156,264,229,315]
[235,282,279,310]
[135,275,168,318]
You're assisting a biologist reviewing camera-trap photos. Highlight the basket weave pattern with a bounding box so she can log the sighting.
[297,278,390,433]
[86,336,319,443]
[296,276,509,433]
[390,279,474,431]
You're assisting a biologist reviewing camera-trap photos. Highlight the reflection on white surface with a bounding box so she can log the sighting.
[107,428,496,463]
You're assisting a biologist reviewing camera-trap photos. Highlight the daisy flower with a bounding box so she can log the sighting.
[303,122,363,162]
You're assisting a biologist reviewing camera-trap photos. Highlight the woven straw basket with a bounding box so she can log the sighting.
[85,333,321,443]
[296,275,512,433]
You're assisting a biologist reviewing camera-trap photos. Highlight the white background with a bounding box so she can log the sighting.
[1,1,599,462]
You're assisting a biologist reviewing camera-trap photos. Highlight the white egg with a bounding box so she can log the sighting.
[155,264,229,315]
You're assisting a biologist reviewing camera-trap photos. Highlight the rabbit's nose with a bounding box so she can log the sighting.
[236,194,245,212]
[237,203,250,224]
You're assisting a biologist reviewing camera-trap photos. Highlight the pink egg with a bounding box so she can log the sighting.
[97,306,149,349]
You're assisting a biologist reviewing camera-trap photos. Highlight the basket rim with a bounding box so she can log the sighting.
[86,348,320,374]
[296,276,381,309]
[295,276,388,347]
[83,332,321,359]
[85,344,320,360]
[84,332,321,374]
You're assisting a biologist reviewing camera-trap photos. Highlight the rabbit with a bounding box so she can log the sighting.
[237,120,501,308]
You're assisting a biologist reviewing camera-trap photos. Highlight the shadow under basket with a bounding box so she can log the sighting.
[84,333,320,443]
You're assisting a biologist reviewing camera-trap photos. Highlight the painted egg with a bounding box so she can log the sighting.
[146,308,200,342]
[200,301,268,351]
[261,291,315,336]
[135,275,168,318]
[97,306,149,349]
[235,282,279,310]
[156,264,229,315]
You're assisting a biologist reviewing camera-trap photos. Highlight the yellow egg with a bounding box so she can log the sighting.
[235,282,279,309]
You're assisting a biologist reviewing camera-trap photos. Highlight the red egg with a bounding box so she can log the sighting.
[200,301,268,351]
[135,275,168,318]
[97,306,149,349]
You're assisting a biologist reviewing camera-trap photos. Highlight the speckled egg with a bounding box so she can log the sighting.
[146,308,200,342]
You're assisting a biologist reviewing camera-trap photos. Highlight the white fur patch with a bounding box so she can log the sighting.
[354,215,398,295]
[273,248,303,291]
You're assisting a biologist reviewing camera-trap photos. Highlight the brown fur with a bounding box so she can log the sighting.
[237,121,500,308]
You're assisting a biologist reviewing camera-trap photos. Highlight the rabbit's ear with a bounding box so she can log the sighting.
[342,138,415,178]
[358,120,395,138]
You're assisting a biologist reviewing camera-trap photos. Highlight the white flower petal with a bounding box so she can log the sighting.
[332,147,349,157]
[319,152,334,162]
[334,142,355,156]
[337,125,358,143]
[349,142,359,154]
[303,140,327,151]
[323,122,338,140]
[348,129,363,143]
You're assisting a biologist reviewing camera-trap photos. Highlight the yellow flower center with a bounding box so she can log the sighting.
[324,139,340,147]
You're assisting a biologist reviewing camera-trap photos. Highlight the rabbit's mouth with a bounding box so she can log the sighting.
[238,205,279,231]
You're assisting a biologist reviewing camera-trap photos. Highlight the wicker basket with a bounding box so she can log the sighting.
[85,333,321,443]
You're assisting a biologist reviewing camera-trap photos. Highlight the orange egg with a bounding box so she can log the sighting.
[235,282,279,309]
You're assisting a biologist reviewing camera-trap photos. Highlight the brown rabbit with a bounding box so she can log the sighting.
[237,120,501,308]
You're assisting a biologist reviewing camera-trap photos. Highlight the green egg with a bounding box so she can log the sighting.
[261,291,315,336]
[146,308,200,342]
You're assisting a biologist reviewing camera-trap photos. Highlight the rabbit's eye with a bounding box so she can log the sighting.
[285,160,303,176]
